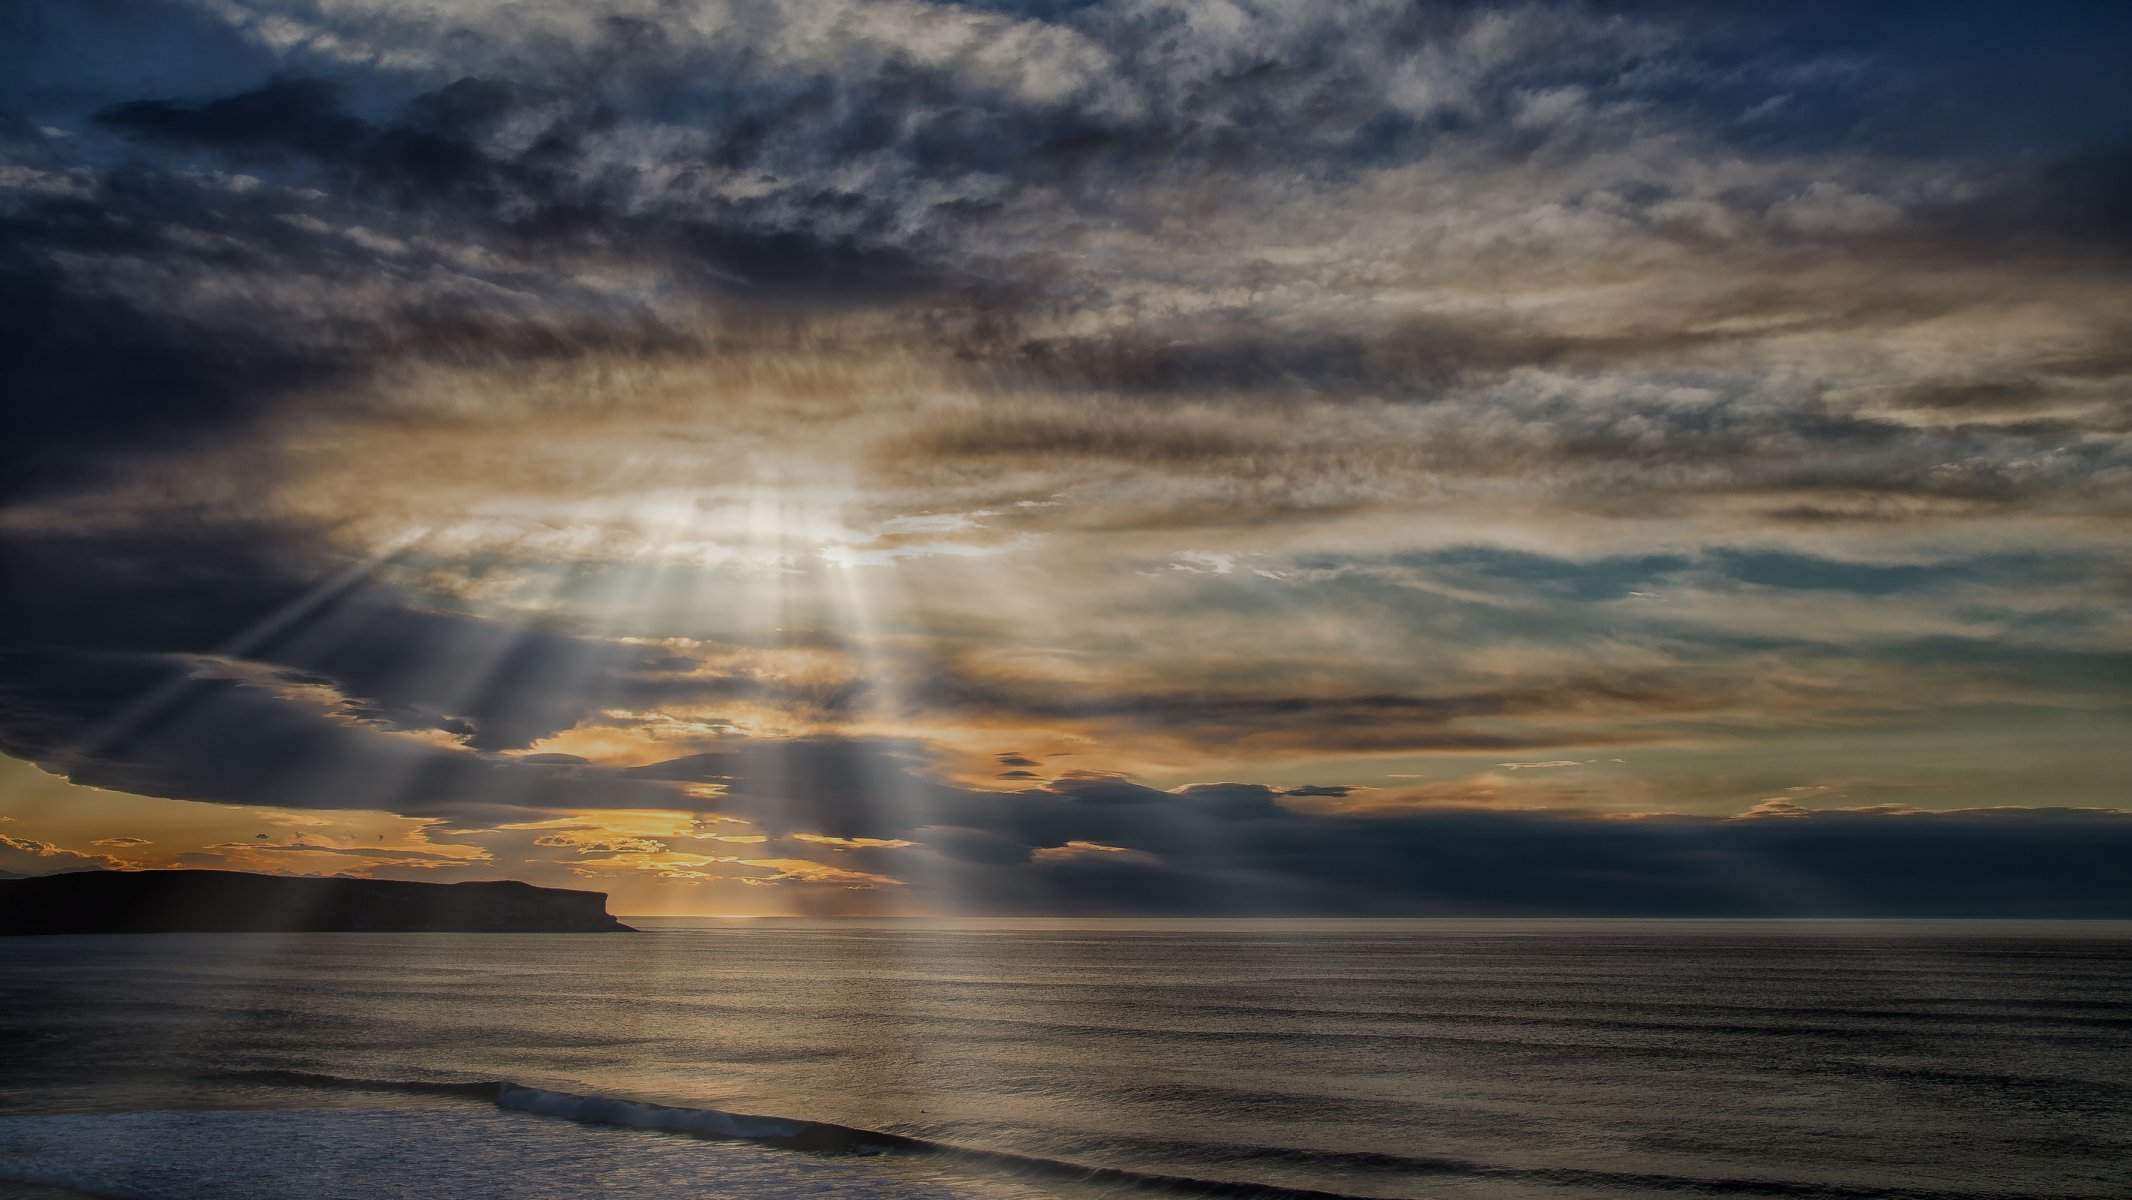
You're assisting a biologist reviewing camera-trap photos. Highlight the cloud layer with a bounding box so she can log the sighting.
[2,0,2127,913]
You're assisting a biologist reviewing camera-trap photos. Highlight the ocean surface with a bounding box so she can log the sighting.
[1,919,2128,1200]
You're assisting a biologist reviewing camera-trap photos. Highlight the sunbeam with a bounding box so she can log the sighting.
[5,4,2129,1198]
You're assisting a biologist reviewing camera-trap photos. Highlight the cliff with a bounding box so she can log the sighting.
[0,870,635,934]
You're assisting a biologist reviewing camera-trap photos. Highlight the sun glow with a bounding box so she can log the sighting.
[7,0,2127,925]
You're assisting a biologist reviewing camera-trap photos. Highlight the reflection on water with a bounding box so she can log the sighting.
[2,920,2129,1200]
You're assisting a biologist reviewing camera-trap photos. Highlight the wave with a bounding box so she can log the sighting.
[215,1070,2117,1200]
[213,1068,506,1101]
[502,1084,1391,1199]
[206,1072,1381,1198]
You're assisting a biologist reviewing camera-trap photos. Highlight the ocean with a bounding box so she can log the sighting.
[1,919,2127,1200]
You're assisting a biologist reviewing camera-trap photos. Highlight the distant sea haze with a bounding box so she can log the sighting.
[3,920,2128,1200]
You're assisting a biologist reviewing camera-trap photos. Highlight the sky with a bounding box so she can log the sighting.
[1,0,2128,916]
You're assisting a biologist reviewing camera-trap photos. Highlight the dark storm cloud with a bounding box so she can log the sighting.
[90,72,959,301]
[0,519,883,824]
[616,741,1283,854]
[0,519,322,656]
[914,804,2132,918]
[625,737,959,838]
[0,126,710,509]
[630,741,2132,916]
[0,522,708,750]
[969,311,1779,400]
[891,654,1850,755]
[98,77,384,166]
[0,646,705,818]
[0,209,341,503]
[0,648,459,806]
[67,0,1654,198]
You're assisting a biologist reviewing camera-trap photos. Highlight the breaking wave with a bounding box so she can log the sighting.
[195,1069,2117,1200]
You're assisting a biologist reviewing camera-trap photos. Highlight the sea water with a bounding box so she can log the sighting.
[1,919,2127,1199]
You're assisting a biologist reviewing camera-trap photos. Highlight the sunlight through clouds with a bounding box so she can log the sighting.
[2,0,2128,916]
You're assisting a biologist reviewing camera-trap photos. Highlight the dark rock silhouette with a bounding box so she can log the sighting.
[0,870,635,933]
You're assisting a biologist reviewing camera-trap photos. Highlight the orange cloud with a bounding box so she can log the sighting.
[734,858,902,888]
[1032,840,1154,864]
[790,833,918,849]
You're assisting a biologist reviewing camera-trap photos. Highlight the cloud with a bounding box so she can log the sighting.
[1732,797,1816,821]
[790,832,917,850]
[0,833,126,876]
[9,0,2129,559]
[893,801,2132,917]
[1031,840,1155,865]
[93,73,955,302]
[733,857,902,889]
[3,0,2128,914]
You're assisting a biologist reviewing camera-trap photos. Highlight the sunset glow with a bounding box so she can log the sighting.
[3,0,2128,918]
